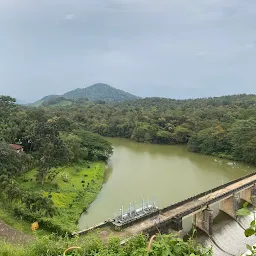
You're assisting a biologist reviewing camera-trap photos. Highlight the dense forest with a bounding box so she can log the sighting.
[42,94,256,164]
[2,94,256,165]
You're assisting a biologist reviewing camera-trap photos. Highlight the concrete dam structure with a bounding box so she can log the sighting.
[78,172,256,255]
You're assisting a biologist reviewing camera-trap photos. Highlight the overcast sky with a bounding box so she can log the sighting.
[1,0,256,102]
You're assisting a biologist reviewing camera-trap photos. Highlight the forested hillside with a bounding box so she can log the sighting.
[63,83,139,101]
[33,83,139,106]
[42,94,256,164]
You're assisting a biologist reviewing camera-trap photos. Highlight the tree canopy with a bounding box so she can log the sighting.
[34,93,256,164]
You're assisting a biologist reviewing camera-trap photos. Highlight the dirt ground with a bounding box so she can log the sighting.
[0,219,34,245]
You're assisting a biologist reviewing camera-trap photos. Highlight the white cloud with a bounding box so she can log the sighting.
[64,13,76,20]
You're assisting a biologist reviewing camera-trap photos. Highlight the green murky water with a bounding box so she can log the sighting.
[79,138,254,230]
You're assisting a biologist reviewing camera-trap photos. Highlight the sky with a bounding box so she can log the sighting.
[0,0,256,102]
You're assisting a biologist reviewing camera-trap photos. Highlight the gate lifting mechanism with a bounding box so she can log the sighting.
[114,197,158,225]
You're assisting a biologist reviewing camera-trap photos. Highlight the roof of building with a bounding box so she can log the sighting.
[10,144,23,150]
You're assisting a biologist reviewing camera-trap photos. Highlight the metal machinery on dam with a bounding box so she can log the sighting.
[113,197,158,228]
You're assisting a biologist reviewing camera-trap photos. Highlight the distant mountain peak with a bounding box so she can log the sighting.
[32,83,140,106]
[63,83,139,102]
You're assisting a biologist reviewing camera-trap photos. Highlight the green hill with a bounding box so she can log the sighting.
[32,83,140,106]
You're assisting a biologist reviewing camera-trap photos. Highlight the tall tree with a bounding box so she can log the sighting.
[60,133,88,162]
[32,122,68,184]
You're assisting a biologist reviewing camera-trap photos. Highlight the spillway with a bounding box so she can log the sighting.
[197,211,256,256]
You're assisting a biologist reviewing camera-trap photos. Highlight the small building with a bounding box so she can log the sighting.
[10,144,24,153]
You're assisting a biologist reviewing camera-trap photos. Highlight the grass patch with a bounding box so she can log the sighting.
[0,203,49,236]
[14,161,105,232]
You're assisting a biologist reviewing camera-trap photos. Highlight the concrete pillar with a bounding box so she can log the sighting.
[169,216,183,231]
[240,187,252,203]
[251,185,256,206]
[219,193,240,219]
[193,206,213,236]
[240,185,256,204]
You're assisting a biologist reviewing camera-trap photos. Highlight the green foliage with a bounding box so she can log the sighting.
[0,96,18,142]
[188,125,230,155]
[63,83,140,102]
[0,96,112,233]
[236,199,256,255]
[15,162,105,232]
[42,96,73,107]
[148,234,212,256]
[236,202,251,217]
[30,93,256,164]
[60,133,88,162]
[4,94,254,165]
[0,143,33,176]
[229,118,256,163]
[73,130,113,161]
[173,125,191,144]
[31,122,69,184]
[0,233,212,256]
[33,83,139,106]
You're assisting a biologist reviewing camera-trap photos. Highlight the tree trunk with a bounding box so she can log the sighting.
[41,170,46,185]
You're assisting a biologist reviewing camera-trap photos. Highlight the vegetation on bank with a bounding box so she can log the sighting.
[0,233,212,256]
[0,95,113,233]
[0,202,49,236]
[0,162,105,235]
[17,162,105,232]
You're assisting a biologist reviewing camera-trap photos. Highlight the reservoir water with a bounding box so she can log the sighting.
[79,138,255,231]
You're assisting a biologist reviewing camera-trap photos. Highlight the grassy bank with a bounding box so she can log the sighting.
[0,162,105,235]
[0,204,49,236]
[19,161,105,232]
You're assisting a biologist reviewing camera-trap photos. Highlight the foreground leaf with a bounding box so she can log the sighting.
[245,228,255,237]
[236,208,251,216]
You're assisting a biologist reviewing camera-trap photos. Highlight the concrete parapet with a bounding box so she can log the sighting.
[75,221,111,236]
[140,216,183,236]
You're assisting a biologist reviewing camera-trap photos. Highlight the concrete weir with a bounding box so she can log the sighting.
[77,172,256,244]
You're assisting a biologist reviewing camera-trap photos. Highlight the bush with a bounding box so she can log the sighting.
[13,207,70,236]
[0,233,212,256]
